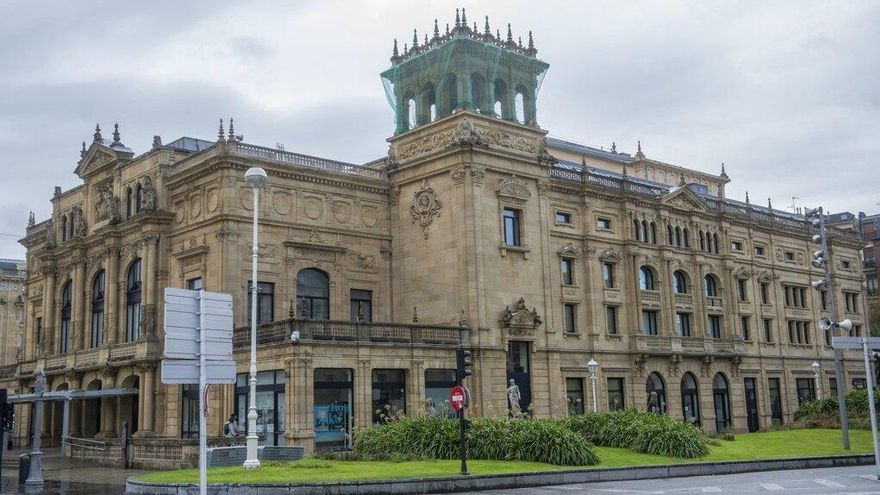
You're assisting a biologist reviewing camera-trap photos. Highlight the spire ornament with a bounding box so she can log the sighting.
[433,19,440,40]
[228,117,235,142]
[506,23,513,43]
[455,8,460,27]
[635,140,645,159]
[611,142,617,153]
[679,174,686,187]
[528,31,535,52]
[768,197,773,210]
[412,29,419,48]
[93,124,102,143]
[484,16,491,36]
[112,122,121,144]
[745,191,750,204]
[80,141,87,158]
[218,118,225,141]
[446,24,451,36]
[720,162,728,179]
[461,7,467,26]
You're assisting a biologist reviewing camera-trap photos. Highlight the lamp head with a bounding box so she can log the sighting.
[804,207,822,218]
[587,358,598,374]
[811,234,823,244]
[810,217,821,227]
[244,167,268,189]
[811,280,826,290]
[811,361,820,375]
[811,259,825,269]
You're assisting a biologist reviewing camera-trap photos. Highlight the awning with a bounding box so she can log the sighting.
[8,387,139,403]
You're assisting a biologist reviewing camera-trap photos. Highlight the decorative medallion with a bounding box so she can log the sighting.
[272,190,291,215]
[189,195,202,219]
[174,201,186,223]
[361,205,378,227]
[240,188,254,211]
[207,189,219,213]
[304,197,323,220]
[332,201,352,224]
[410,179,442,239]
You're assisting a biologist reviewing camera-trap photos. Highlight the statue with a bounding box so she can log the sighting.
[647,391,660,413]
[140,176,157,211]
[507,379,523,418]
[71,205,87,238]
[43,219,56,249]
[449,118,485,148]
[34,370,47,397]
[94,185,120,223]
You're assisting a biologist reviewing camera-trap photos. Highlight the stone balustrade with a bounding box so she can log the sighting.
[632,334,744,356]
[233,318,464,348]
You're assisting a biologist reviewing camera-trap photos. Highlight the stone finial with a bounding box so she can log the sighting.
[581,156,587,166]
[433,19,440,39]
[497,28,501,40]
[484,16,491,36]
[152,135,162,149]
[635,140,645,159]
[461,7,467,26]
[424,33,428,46]
[412,306,418,323]
[112,122,121,145]
[455,8,460,27]
[392,38,399,58]
[518,36,523,48]
[622,162,628,178]
[720,162,729,179]
[412,29,419,48]
[611,142,617,153]
[446,24,451,36]
[403,42,408,55]
[745,190,750,204]
[218,118,225,141]
[768,197,773,210]
[228,117,235,142]
[679,174,686,187]
[528,31,535,51]
[80,141,87,158]
[54,186,62,198]
[473,21,478,32]
[506,23,513,43]
[28,211,35,227]
[93,123,102,143]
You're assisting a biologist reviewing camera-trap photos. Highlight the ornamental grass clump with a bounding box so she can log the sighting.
[354,416,599,466]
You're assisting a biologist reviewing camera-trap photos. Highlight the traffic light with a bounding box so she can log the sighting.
[456,349,472,382]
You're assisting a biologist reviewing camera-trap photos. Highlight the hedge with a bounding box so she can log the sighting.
[794,388,880,429]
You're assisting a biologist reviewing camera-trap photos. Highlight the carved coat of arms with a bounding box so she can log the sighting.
[410,179,442,239]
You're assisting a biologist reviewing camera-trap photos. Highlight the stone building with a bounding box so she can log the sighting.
[13,11,869,466]
[0,259,26,369]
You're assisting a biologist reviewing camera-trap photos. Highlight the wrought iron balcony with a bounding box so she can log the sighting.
[233,318,465,348]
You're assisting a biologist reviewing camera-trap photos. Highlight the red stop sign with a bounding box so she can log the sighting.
[450,385,466,411]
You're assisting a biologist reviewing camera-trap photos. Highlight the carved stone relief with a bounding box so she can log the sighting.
[272,190,292,215]
[189,195,202,219]
[361,205,378,228]
[303,197,323,220]
[206,189,219,213]
[332,201,352,224]
[410,179,442,239]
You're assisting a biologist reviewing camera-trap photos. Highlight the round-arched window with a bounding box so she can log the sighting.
[639,266,656,291]
[673,271,688,294]
[296,268,330,320]
[646,372,667,414]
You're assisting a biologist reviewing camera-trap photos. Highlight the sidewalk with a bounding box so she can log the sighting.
[2,447,145,494]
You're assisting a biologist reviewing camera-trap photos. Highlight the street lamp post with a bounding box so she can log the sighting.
[811,361,821,400]
[244,167,268,469]
[587,358,598,413]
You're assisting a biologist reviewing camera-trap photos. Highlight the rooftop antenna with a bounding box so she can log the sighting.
[789,196,800,214]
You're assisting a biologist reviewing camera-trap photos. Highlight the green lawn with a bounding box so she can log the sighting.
[137,428,875,484]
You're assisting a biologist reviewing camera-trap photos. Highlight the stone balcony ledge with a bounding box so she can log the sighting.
[15,340,159,377]
[631,333,744,356]
[234,318,465,348]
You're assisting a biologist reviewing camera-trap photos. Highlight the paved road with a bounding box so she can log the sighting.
[463,465,880,494]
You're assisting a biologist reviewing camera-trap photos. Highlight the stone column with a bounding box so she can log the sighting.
[142,234,158,339]
[105,247,119,345]
[97,368,117,438]
[140,363,156,435]
[42,267,55,356]
[67,372,82,438]
[72,261,85,350]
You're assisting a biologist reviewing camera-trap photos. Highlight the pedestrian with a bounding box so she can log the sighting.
[223,413,239,444]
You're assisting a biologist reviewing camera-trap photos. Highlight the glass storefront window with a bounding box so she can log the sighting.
[372,369,406,423]
[235,370,286,446]
[566,378,585,415]
[425,369,457,417]
[314,368,354,452]
[181,384,199,439]
[607,377,625,411]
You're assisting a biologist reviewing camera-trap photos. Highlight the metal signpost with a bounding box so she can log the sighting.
[832,336,880,480]
[162,288,236,495]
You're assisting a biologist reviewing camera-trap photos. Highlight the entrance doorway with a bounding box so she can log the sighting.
[744,378,759,432]
[713,373,731,433]
[680,373,700,426]
[506,341,531,415]
[314,368,353,452]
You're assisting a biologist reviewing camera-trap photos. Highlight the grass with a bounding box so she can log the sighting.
[137,428,875,484]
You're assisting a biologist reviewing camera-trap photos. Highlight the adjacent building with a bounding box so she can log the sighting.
[0,259,26,369]
[12,11,870,466]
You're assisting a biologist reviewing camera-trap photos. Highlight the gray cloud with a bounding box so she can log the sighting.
[0,0,878,258]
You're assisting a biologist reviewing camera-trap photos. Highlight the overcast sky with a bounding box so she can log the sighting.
[1,0,878,259]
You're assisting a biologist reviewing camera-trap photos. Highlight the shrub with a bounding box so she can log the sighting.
[566,409,708,458]
[354,416,598,466]
[794,389,880,429]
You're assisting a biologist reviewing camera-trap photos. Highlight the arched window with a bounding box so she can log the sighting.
[713,233,719,254]
[61,215,68,242]
[681,373,700,426]
[713,373,731,433]
[91,270,105,348]
[673,271,688,294]
[443,73,458,116]
[59,281,72,353]
[683,228,690,248]
[296,268,329,320]
[471,73,486,113]
[650,222,657,244]
[675,226,682,247]
[646,372,667,414]
[493,78,508,119]
[633,219,641,241]
[699,230,705,251]
[420,83,436,124]
[667,225,674,245]
[641,221,649,243]
[639,266,655,291]
[126,259,142,341]
[514,91,525,123]
[126,187,133,218]
[406,97,416,130]
[135,183,142,214]
[704,274,719,297]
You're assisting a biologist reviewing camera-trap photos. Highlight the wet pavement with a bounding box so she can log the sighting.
[1,448,142,494]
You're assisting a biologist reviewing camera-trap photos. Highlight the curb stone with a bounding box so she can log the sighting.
[126,454,875,494]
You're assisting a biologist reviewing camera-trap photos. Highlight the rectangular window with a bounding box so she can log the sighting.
[566,378,585,415]
[731,240,743,251]
[675,312,691,337]
[788,320,811,344]
[853,378,868,390]
[563,304,577,333]
[597,218,612,230]
[708,315,722,338]
[186,277,203,291]
[606,306,618,335]
[181,384,200,439]
[740,316,751,341]
[769,378,783,425]
[555,211,572,224]
[763,318,773,342]
[737,279,748,301]
[235,370,286,446]
[372,369,406,423]
[560,258,574,285]
[35,317,42,352]
[502,208,521,246]
[602,263,615,288]
[829,377,838,399]
[247,281,274,326]
[796,378,815,405]
[425,369,457,418]
[755,245,766,257]
[642,310,659,335]
[314,368,354,451]
[784,251,795,261]
[607,377,625,411]
[845,292,859,312]
[760,283,769,304]
[851,324,863,338]
[820,290,828,311]
[350,289,373,322]
[784,286,808,309]
[825,325,832,346]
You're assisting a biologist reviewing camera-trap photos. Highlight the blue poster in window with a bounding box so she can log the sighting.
[314,402,349,443]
